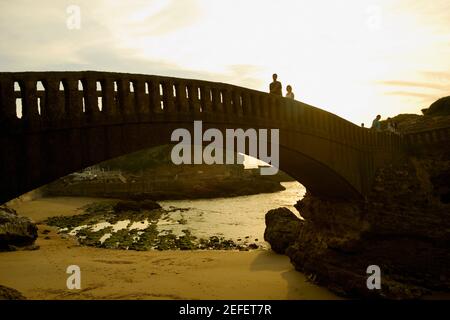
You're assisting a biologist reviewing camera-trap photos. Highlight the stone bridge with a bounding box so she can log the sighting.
[0,71,405,204]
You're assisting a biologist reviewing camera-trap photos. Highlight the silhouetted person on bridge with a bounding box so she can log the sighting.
[270,74,282,96]
[371,115,381,132]
[386,118,400,135]
[286,85,295,99]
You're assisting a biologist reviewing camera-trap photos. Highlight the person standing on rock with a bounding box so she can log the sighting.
[269,74,282,96]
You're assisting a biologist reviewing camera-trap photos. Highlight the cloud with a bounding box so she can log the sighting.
[0,0,203,72]
[420,71,450,86]
[134,0,202,36]
[221,64,265,89]
[0,0,449,126]
[384,91,439,99]
[392,0,450,32]
[376,80,448,91]
[377,69,450,109]
[14,41,263,92]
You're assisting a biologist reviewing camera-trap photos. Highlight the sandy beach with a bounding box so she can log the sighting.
[0,197,340,300]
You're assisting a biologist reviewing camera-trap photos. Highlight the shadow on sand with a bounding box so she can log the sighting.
[249,250,341,300]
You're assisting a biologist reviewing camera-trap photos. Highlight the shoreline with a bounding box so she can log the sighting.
[0,196,340,300]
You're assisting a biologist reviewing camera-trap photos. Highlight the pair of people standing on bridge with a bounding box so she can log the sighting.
[270,74,295,99]
[371,115,401,135]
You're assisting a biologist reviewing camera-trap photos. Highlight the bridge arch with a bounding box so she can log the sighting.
[0,71,403,204]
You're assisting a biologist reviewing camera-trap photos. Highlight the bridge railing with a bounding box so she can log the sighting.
[0,71,409,199]
[0,71,401,153]
[403,127,450,145]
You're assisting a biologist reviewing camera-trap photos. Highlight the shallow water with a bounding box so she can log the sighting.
[156,181,305,249]
[61,181,305,249]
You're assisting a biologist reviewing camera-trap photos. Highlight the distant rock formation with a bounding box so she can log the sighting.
[43,164,288,200]
[381,96,450,133]
[0,205,38,252]
[422,96,450,116]
[42,145,292,200]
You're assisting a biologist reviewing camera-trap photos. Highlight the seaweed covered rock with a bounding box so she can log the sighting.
[264,207,303,254]
[113,200,161,213]
[0,205,38,251]
[0,285,26,300]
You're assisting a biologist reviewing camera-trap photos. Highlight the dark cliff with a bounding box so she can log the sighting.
[265,112,450,299]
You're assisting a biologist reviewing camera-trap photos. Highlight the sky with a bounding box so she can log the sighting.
[1,0,449,125]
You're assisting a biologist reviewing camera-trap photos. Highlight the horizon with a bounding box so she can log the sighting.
[1,0,449,126]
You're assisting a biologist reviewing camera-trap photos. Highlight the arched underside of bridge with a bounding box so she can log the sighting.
[0,71,403,204]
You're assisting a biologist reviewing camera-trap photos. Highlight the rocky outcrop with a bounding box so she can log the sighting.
[43,165,287,200]
[266,148,450,299]
[381,97,450,133]
[263,110,450,299]
[0,205,38,251]
[42,145,291,201]
[0,285,26,300]
[113,200,162,212]
[422,96,450,117]
[264,208,303,254]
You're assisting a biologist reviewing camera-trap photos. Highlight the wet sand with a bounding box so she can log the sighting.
[0,197,340,300]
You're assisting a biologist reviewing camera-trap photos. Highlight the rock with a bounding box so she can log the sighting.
[264,126,450,299]
[275,154,450,299]
[113,200,161,213]
[139,200,162,211]
[264,207,303,254]
[380,102,450,134]
[422,96,450,116]
[0,206,16,216]
[43,144,290,201]
[374,186,384,192]
[0,285,26,300]
[113,200,143,212]
[430,169,450,204]
[0,205,38,252]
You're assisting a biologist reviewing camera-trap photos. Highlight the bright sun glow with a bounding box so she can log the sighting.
[0,0,449,125]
